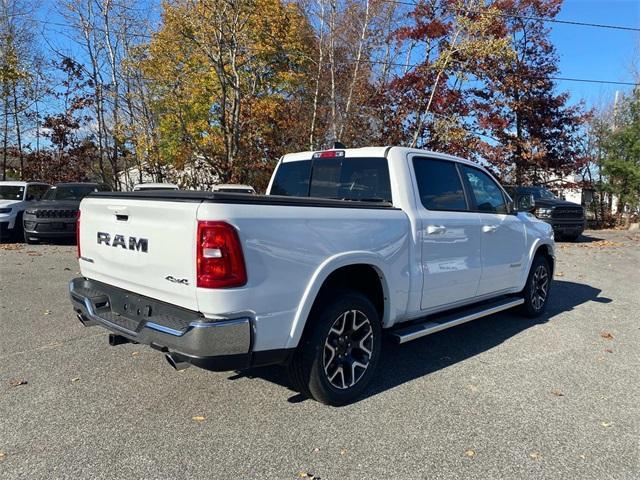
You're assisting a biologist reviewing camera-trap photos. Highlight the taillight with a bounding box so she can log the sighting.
[196,221,247,288]
[76,210,81,258]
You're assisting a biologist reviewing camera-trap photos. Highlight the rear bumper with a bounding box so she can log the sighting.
[69,277,258,371]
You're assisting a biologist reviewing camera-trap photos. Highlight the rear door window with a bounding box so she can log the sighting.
[413,157,468,211]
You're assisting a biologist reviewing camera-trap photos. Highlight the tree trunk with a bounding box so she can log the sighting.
[2,92,8,181]
[309,0,325,151]
[12,83,22,178]
[339,0,370,141]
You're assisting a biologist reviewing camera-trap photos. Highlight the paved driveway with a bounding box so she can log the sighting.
[1,230,638,479]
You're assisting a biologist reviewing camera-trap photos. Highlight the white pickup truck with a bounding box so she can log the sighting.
[69,147,555,405]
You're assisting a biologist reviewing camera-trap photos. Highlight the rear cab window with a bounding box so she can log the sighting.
[270,156,392,203]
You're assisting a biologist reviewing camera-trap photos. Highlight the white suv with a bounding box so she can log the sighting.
[0,181,50,241]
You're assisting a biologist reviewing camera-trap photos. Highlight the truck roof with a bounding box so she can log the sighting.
[0,181,49,186]
[280,146,481,168]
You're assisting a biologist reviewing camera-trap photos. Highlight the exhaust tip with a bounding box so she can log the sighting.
[165,353,191,371]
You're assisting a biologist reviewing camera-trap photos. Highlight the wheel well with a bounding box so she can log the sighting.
[312,264,385,321]
[534,244,554,276]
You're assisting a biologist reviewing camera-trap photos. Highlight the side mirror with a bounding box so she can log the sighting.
[515,194,535,212]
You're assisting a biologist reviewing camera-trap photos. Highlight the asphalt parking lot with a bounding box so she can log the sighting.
[1,230,639,480]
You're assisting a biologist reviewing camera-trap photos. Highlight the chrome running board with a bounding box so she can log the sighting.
[391,297,525,344]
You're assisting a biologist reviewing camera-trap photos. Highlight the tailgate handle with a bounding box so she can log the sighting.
[115,214,129,222]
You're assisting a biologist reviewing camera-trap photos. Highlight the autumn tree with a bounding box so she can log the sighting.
[471,0,587,182]
[382,0,514,157]
[138,0,314,187]
[0,0,40,180]
[34,57,97,182]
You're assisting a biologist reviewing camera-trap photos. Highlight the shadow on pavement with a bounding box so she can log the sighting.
[557,233,604,244]
[231,280,612,404]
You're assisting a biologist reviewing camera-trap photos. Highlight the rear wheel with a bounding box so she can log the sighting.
[288,291,382,406]
[520,255,551,318]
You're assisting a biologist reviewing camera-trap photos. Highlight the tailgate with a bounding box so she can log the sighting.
[78,197,200,311]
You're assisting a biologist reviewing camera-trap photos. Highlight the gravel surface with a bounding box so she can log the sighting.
[1,231,638,480]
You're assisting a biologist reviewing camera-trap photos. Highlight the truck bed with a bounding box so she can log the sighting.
[90,191,397,210]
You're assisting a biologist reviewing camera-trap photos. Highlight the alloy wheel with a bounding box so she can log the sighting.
[531,264,549,311]
[322,310,374,390]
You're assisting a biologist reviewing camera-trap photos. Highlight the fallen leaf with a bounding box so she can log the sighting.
[44,310,51,315]
[71,377,80,383]
[604,348,613,354]
[600,331,614,340]
[192,416,206,422]
[551,389,564,397]
[64,267,71,271]
[0,451,5,461]
[601,422,613,428]
[9,379,27,387]
[555,271,564,277]
[297,472,319,479]
[131,351,140,357]
[529,451,542,460]
[312,447,320,453]
[340,448,347,455]
[464,449,476,458]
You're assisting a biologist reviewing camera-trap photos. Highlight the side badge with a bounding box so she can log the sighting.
[165,276,189,286]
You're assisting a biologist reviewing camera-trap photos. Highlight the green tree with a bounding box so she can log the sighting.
[601,89,640,223]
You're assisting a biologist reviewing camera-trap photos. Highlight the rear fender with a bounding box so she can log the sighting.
[285,252,392,350]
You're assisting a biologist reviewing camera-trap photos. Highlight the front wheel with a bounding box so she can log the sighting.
[288,291,382,406]
[520,255,552,318]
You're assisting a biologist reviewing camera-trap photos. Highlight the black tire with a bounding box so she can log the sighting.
[288,291,382,406]
[520,255,551,318]
[13,212,24,242]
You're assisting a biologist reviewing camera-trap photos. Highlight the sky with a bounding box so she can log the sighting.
[549,0,639,108]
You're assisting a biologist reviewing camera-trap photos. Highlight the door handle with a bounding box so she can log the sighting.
[482,225,498,233]
[426,225,447,235]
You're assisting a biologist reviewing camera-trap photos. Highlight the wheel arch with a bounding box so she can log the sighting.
[532,242,555,277]
[285,253,390,350]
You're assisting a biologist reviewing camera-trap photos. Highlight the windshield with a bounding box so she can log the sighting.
[43,185,97,201]
[508,187,558,200]
[0,185,25,201]
[528,188,557,200]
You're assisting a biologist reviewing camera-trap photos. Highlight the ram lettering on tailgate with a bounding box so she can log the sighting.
[97,232,148,252]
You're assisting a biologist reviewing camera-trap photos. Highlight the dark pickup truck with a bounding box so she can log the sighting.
[505,186,585,241]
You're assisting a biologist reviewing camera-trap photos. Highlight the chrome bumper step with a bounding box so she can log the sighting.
[391,297,525,344]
